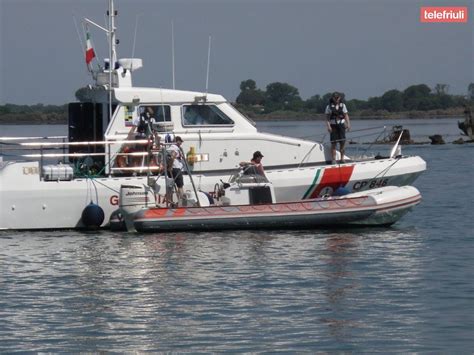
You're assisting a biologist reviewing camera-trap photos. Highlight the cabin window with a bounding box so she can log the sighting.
[136,105,171,124]
[182,105,234,126]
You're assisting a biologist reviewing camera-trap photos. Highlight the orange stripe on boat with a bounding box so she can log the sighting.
[143,208,168,218]
[310,165,355,198]
[173,208,187,217]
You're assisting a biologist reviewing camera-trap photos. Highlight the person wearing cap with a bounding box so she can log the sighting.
[166,136,185,201]
[240,150,266,177]
[325,92,351,164]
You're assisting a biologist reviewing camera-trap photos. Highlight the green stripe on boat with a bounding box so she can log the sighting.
[303,169,321,199]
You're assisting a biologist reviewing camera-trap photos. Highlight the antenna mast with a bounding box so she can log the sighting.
[107,0,117,125]
[108,0,117,66]
[172,20,176,90]
[205,35,212,94]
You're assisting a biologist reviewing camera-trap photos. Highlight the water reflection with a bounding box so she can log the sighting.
[0,226,441,352]
[321,233,361,340]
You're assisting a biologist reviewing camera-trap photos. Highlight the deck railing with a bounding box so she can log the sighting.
[0,135,165,177]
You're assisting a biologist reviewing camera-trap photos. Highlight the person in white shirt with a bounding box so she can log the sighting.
[325,92,351,164]
[166,136,185,201]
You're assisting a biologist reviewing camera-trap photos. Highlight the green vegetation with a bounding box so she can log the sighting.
[236,81,473,120]
[0,103,67,124]
[1,82,472,124]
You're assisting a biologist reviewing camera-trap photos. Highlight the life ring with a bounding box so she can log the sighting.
[129,144,144,168]
[115,145,130,174]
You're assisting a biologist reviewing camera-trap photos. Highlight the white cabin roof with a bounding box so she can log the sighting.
[113,87,227,104]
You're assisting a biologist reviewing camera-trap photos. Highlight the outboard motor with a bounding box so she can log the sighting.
[120,184,154,211]
[119,184,155,231]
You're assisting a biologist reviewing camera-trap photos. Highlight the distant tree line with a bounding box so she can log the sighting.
[1,82,472,123]
[0,103,67,115]
[0,103,67,123]
[236,80,474,115]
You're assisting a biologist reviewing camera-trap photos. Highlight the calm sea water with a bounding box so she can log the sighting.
[1,119,473,352]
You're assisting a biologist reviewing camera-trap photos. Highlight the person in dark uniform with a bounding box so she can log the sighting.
[325,92,351,164]
[136,106,156,138]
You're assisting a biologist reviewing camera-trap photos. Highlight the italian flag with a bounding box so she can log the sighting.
[85,31,96,65]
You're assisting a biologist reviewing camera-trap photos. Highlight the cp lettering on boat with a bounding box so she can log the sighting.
[353,178,388,191]
[22,167,39,175]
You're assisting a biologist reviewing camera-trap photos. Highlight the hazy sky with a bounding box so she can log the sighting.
[0,0,472,105]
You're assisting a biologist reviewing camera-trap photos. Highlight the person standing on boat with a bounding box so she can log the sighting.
[135,106,156,138]
[325,92,351,164]
[167,136,185,201]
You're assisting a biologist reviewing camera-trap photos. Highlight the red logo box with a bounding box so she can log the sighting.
[420,6,468,23]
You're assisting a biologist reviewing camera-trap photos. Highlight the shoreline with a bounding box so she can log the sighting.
[0,110,466,125]
[243,107,466,121]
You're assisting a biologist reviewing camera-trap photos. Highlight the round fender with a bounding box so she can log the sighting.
[81,202,105,229]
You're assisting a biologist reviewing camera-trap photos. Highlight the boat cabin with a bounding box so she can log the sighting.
[68,80,329,178]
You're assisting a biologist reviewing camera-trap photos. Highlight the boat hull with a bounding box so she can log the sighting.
[133,186,421,232]
[0,157,424,230]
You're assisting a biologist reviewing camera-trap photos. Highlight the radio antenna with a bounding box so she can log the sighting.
[172,20,176,90]
[73,15,85,58]
[131,14,140,71]
[205,35,212,94]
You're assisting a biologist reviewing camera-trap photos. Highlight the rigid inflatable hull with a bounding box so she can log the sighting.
[133,186,421,232]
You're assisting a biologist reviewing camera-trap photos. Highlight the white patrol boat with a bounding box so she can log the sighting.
[0,0,426,230]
